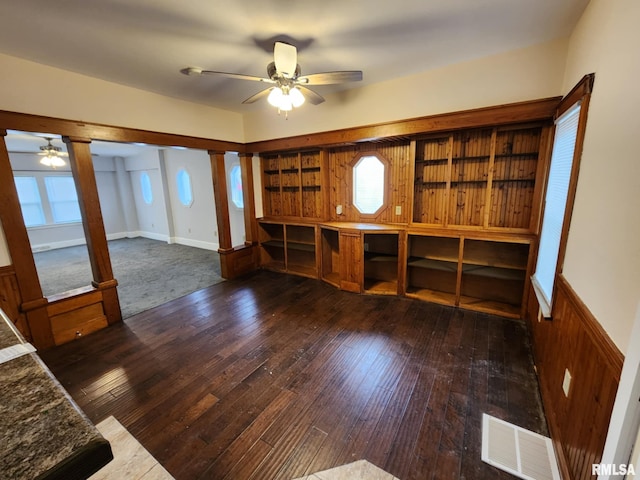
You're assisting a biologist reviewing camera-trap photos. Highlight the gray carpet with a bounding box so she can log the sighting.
[33,237,224,319]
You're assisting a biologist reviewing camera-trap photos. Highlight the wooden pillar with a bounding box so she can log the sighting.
[209,150,233,278]
[239,153,258,245]
[63,136,121,325]
[0,130,52,348]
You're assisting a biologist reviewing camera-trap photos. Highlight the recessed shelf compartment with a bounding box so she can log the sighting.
[320,227,340,287]
[261,150,324,219]
[363,233,399,295]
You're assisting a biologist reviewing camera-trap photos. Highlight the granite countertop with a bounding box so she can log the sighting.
[0,309,112,480]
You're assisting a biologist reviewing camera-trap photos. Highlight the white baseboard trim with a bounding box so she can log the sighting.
[31,232,218,252]
[170,236,219,251]
[31,238,86,252]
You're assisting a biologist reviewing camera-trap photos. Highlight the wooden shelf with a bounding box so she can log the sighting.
[461,264,526,280]
[286,242,315,252]
[405,287,457,307]
[492,178,535,184]
[301,166,321,172]
[364,279,398,295]
[495,152,539,158]
[262,240,285,249]
[452,155,490,161]
[408,257,458,271]
[416,158,448,164]
[458,295,520,318]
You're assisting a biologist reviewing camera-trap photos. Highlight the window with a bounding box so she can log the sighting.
[230,165,243,209]
[14,176,45,227]
[352,154,386,215]
[140,172,153,204]
[176,169,193,206]
[532,103,581,317]
[44,176,82,224]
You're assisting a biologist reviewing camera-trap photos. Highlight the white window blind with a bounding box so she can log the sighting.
[532,103,581,317]
[44,176,82,224]
[14,176,45,227]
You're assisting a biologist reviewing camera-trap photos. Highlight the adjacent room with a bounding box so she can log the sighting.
[1,1,639,479]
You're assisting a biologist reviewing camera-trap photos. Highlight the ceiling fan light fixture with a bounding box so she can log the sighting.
[40,153,66,168]
[290,87,305,108]
[38,137,67,168]
[267,87,284,107]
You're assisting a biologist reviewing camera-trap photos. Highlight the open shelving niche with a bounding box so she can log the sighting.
[261,150,324,220]
[405,233,531,318]
[320,227,340,288]
[258,221,317,278]
[363,233,400,295]
[412,124,545,231]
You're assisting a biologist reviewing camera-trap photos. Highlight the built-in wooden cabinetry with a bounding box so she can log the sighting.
[406,232,532,318]
[258,220,317,278]
[413,124,546,231]
[256,104,553,319]
[261,150,327,219]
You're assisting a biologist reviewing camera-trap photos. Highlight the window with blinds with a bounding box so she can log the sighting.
[532,103,581,317]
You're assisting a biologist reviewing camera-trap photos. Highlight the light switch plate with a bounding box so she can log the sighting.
[395,205,402,215]
[336,204,343,215]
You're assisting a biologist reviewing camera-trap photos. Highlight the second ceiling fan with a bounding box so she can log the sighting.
[181,42,363,113]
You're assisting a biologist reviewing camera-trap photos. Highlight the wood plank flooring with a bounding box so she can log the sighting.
[41,271,547,480]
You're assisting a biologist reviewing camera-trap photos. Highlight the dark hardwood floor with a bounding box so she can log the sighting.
[41,270,547,480]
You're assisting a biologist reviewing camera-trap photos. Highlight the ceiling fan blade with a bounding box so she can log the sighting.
[297,86,325,105]
[274,42,297,78]
[180,67,273,83]
[242,87,274,104]
[297,70,363,85]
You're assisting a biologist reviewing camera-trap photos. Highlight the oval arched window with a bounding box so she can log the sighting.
[176,169,193,206]
[140,171,153,205]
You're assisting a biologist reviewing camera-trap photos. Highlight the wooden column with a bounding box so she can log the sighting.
[209,150,232,253]
[239,153,258,245]
[63,136,121,325]
[0,131,52,348]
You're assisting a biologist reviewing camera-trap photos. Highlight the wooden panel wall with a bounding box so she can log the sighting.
[527,275,623,480]
[329,142,412,224]
[0,265,31,341]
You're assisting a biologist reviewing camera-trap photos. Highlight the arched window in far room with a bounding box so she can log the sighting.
[140,171,153,205]
[176,168,194,206]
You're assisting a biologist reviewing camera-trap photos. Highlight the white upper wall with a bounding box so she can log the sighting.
[0,52,244,143]
[243,38,568,142]
[560,0,640,354]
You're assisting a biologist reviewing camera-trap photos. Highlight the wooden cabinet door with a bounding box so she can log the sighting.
[339,231,362,293]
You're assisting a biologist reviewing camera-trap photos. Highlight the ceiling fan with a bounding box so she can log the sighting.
[39,137,68,168]
[181,41,363,114]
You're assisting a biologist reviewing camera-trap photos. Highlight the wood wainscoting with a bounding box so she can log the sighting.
[0,265,30,340]
[527,274,623,480]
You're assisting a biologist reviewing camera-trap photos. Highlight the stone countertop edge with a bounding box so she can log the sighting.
[0,308,113,480]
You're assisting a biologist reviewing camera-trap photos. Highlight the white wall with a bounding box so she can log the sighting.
[94,157,129,239]
[243,38,568,142]
[163,148,219,250]
[125,150,170,241]
[560,0,640,355]
[0,53,244,143]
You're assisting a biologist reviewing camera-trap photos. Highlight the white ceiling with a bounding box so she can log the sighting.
[4,131,166,158]
[0,0,589,115]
